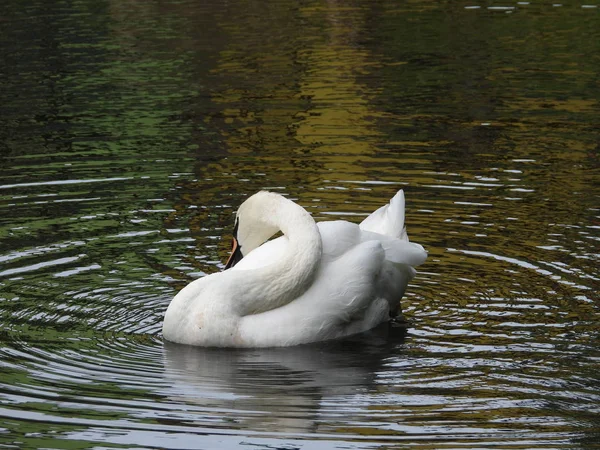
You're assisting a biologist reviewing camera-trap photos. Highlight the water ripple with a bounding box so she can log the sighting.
[1,0,599,448]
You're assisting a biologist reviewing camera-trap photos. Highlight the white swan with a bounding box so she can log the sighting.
[162,190,427,348]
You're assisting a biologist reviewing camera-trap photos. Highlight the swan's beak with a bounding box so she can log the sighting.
[224,237,243,269]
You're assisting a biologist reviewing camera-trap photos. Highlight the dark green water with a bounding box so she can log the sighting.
[1,0,599,448]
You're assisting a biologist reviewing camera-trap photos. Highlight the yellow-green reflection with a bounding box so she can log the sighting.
[0,0,599,448]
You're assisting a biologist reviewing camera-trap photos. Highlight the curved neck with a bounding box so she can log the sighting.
[230,194,322,316]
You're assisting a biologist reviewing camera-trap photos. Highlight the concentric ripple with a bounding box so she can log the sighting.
[1,0,599,448]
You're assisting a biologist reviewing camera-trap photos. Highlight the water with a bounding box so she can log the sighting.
[1,0,599,448]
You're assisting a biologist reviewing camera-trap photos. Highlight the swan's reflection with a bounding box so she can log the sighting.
[162,324,407,433]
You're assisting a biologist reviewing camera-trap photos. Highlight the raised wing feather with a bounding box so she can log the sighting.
[359,190,408,240]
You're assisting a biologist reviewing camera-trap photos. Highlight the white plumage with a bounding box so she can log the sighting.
[162,190,427,347]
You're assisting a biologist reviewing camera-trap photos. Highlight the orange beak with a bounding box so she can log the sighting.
[224,236,243,269]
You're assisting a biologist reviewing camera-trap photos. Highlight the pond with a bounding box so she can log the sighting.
[1,0,599,448]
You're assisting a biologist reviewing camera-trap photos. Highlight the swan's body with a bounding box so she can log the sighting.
[162,190,427,348]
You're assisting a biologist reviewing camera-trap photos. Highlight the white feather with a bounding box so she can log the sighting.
[162,189,427,348]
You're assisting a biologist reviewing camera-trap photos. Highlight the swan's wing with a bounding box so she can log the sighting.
[317,221,426,267]
[239,240,389,346]
[360,230,427,267]
[359,189,408,240]
[316,240,388,324]
[317,221,361,260]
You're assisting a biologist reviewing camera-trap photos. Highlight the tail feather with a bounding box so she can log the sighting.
[359,190,408,240]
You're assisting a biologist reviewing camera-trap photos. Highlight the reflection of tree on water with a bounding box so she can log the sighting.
[161,0,404,282]
[294,2,388,182]
[162,325,407,433]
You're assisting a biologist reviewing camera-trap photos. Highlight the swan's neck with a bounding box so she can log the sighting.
[230,194,322,316]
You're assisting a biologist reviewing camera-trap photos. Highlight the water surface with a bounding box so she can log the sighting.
[1,0,599,448]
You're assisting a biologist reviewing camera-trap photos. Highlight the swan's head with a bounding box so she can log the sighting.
[224,191,282,269]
